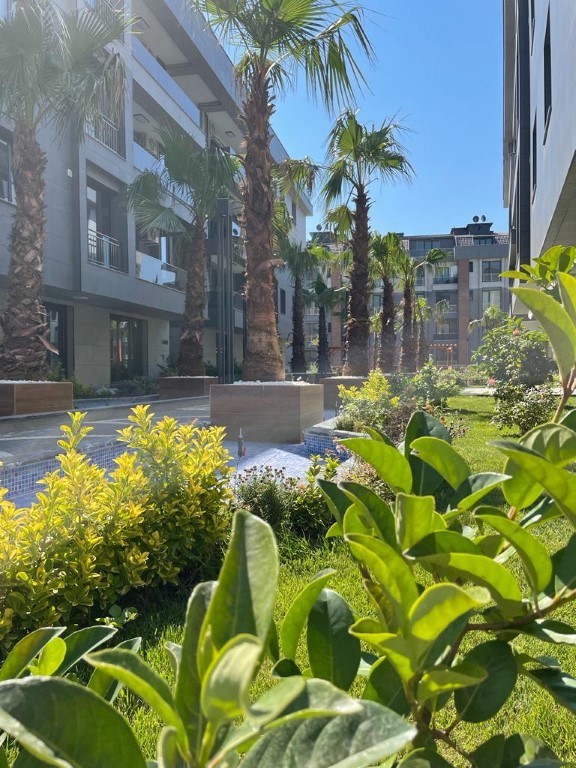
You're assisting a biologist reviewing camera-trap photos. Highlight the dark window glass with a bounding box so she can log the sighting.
[110,315,145,379]
[280,288,286,315]
[482,260,502,282]
[45,303,70,377]
[544,10,552,133]
[291,201,297,223]
[532,116,537,191]
[475,237,495,245]
[469,261,474,272]
[0,136,12,202]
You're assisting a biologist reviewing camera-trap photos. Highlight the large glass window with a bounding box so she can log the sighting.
[434,264,458,284]
[482,289,501,311]
[482,260,501,282]
[45,303,69,377]
[435,318,458,338]
[435,291,457,310]
[305,322,319,346]
[110,316,145,379]
[0,136,12,203]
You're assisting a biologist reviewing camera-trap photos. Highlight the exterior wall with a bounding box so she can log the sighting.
[74,304,112,387]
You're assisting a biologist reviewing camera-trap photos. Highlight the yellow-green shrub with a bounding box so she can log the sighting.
[0,407,233,648]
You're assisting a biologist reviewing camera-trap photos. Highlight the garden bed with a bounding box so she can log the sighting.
[303,416,363,456]
[0,381,73,416]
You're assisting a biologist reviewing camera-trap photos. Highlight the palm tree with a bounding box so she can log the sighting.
[323,110,412,377]
[370,232,402,372]
[416,297,450,368]
[397,248,446,372]
[304,274,343,376]
[0,0,127,379]
[128,127,239,376]
[279,240,319,374]
[188,0,373,382]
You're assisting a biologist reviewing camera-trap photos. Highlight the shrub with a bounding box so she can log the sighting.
[492,380,557,434]
[234,454,338,542]
[0,407,233,647]
[408,358,461,405]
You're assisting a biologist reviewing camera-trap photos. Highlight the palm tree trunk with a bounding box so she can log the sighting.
[418,315,429,369]
[318,304,331,375]
[291,273,306,373]
[178,220,206,376]
[241,68,284,381]
[377,276,396,372]
[0,121,49,380]
[343,184,370,376]
[400,285,417,372]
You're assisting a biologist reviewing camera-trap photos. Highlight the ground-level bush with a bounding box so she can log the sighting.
[0,406,233,648]
[234,454,338,542]
[492,380,557,434]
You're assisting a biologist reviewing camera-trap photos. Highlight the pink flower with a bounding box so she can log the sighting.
[512,328,521,336]
[488,378,497,387]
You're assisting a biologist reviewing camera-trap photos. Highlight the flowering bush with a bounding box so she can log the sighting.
[492,380,557,434]
[408,359,461,405]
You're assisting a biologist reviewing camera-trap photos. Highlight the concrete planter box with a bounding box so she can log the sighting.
[320,376,367,410]
[0,381,73,417]
[210,383,324,443]
[159,376,218,399]
[304,416,363,456]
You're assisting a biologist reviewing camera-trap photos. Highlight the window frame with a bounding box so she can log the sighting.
[0,134,14,204]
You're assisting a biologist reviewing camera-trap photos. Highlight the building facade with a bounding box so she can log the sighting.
[0,0,311,386]
[504,0,576,268]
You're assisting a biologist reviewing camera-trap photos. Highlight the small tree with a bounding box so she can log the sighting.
[305,274,343,376]
[370,232,402,372]
[279,240,319,374]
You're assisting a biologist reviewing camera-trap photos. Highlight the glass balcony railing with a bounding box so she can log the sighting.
[136,251,186,291]
[88,230,124,271]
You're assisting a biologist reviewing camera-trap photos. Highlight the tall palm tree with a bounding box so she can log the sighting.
[128,127,240,376]
[188,0,373,382]
[323,110,412,377]
[0,0,127,379]
[416,297,450,368]
[397,248,446,372]
[279,239,319,374]
[370,231,402,372]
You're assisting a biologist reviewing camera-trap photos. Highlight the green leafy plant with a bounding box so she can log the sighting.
[492,380,557,434]
[0,511,416,767]
[409,359,461,406]
[0,407,232,647]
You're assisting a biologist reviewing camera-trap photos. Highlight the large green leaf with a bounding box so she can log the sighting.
[449,473,509,512]
[526,668,576,714]
[503,423,576,509]
[454,640,517,722]
[241,701,416,768]
[0,628,65,682]
[496,442,576,529]
[340,438,412,493]
[55,626,118,676]
[34,638,66,677]
[417,552,523,617]
[502,733,560,768]
[156,727,186,768]
[0,677,146,767]
[281,569,336,660]
[408,584,488,643]
[362,658,409,716]
[475,509,553,593]
[317,479,353,529]
[558,271,576,326]
[345,534,419,631]
[547,533,576,596]
[407,530,481,558]
[339,482,396,547]
[201,635,262,726]
[174,581,214,760]
[395,494,436,551]
[397,748,453,768]
[307,589,361,691]
[86,649,185,740]
[417,663,487,703]
[518,619,576,645]
[410,437,470,490]
[199,510,278,674]
[403,411,451,496]
[87,636,142,704]
[512,287,576,384]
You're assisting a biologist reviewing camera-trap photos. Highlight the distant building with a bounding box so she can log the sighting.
[504,1,576,268]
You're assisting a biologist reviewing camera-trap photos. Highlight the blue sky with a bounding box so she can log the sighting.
[271,0,507,240]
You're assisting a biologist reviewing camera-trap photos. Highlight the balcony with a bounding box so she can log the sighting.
[89,115,124,156]
[433,333,458,341]
[433,275,458,285]
[88,230,124,271]
[136,251,186,290]
[133,140,162,173]
[85,0,124,40]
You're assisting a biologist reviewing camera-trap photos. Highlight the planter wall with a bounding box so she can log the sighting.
[210,383,324,443]
[0,382,73,417]
[159,376,218,399]
[320,376,367,411]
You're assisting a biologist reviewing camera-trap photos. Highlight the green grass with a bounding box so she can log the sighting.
[109,395,576,763]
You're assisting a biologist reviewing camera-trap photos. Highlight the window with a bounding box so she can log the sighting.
[305,322,319,346]
[435,318,458,338]
[435,291,457,310]
[544,10,552,137]
[0,136,12,203]
[469,261,474,272]
[530,0,535,41]
[87,181,122,269]
[412,239,441,251]
[482,289,501,311]
[475,237,495,245]
[415,271,426,287]
[45,303,70,377]
[280,288,286,315]
[434,264,458,284]
[291,200,297,224]
[482,260,501,282]
[110,316,145,379]
[532,115,537,193]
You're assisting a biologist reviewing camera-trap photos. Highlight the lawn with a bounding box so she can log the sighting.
[113,395,576,763]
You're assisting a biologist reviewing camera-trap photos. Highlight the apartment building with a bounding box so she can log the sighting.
[0,0,311,386]
[401,220,510,365]
[504,1,576,268]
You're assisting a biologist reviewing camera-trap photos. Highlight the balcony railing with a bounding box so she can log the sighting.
[136,251,186,291]
[433,275,458,285]
[88,230,124,271]
[86,0,124,40]
[89,115,123,156]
